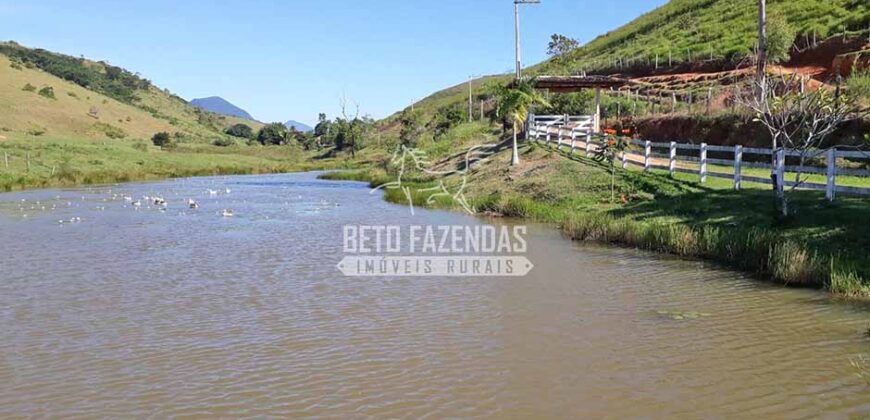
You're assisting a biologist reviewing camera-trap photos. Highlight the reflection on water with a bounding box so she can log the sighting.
[0,172,868,418]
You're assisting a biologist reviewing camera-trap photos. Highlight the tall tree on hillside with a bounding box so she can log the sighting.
[399,109,424,147]
[547,34,579,59]
[495,78,550,166]
[225,123,254,139]
[257,123,290,145]
[766,15,795,64]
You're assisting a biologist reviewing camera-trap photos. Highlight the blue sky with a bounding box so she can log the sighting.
[0,0,667,126]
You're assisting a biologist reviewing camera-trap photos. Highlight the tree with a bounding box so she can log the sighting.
[494,78,550,166]
[546,91,595,115]
[314,113,330,136]
[741,73,864,216]
[336,96,365,158]
[399,109,424,147]
[766,14,795,64]
[592,135,630,203]
[225,123,254,139]
[257,123,289,145]
[547,34,579,59]
[151,132,171,147]
[431,106,465,140]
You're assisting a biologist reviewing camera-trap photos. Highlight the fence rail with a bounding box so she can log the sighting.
[528,121,870,201]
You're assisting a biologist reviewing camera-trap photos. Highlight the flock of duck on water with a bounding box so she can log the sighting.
[8,181,342,225]
[124,188,234,217]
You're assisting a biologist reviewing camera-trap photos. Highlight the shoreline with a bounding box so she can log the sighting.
[3,161,867,300]
[318,168,870,300]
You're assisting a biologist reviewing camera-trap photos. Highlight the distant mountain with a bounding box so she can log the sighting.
[284,120,313,132]
[190,96,254,120]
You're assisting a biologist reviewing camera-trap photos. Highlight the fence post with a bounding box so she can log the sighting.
[669,141,677,176]
[706,88,712,115]
[644,141,651,171]
[585,133,592,157]
[622,151,628,169]
[556,128,564,150]
[26,152,30,172]
[776,149,786,193]
[570,131,577,154]
[3,152,7,170]
[699,143,708,183]
[826,148,836,202]
[734,145,743,190]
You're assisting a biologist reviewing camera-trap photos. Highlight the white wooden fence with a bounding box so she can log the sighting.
[528,119,870,201]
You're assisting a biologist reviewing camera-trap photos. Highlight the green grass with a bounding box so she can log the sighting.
[0,133,353,191]
[396,0,869,127]
[533,0,869,76]
[322,133,870,298]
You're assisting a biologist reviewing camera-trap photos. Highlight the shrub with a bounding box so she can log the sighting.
[93,122,127,139]
[132,141,149,152]
[225,123,254,139]
[212,137,235,147]
[431,106,466,140]
[766,14,796,64]
[847,69,870,101]
[257,123,289,145]
[38,86,56,99]
[21,83,36,92]
[151,132,171,147]
[67,91,78,99]
[399,109,424,147]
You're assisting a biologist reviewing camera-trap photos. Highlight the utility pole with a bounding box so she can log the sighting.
[512,0,540,166]
[468,75,474,123]
[514,0,540,80]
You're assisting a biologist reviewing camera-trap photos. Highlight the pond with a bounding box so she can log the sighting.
[0,172,867,417]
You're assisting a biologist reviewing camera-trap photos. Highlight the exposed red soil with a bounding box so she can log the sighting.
[597,35,869,147]
[621,114,870,149]
[613,35,869,91]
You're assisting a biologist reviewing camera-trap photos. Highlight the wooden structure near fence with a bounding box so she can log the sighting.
[528,115,870,201]
[523,76,632,133]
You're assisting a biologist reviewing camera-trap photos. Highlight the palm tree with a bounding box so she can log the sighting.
[495,78,550,166]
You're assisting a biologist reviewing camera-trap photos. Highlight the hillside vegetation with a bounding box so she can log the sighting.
[533,0,869,75]
[0,43,334,191]
[317,1,870,297]
[397,0,869,133]
[0,41,261,141]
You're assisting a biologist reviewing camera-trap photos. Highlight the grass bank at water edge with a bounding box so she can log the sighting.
[0,134,359,191]
[320,162,870,299]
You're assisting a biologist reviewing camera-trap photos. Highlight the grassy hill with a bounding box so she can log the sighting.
[337,0,870,297]
[0,45,262,141]
[534,0,869,76]
[0,42,333,191]
[397,0,869,127]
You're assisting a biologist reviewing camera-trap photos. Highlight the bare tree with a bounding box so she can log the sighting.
[338,94,362,158]
[740,72,864,216]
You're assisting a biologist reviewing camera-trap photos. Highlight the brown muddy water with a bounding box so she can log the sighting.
[0,172,868,418]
